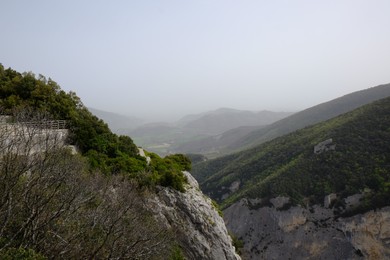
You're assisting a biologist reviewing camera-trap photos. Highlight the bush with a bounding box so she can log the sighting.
[159,170,187,192]
[165,154,192,171]
[169,245,185,260]
[0,247,46,260]
[229,232,244,255]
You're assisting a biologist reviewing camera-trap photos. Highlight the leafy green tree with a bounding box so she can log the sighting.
[0,63,191,192]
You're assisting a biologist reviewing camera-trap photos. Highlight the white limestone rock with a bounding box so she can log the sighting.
[148,171,240,260]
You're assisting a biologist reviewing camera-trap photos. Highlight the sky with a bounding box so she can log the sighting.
[1,0,390,121]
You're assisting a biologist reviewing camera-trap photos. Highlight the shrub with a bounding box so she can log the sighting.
[0,247,46,260]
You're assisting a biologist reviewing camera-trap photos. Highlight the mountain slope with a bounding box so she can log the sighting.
[129,108,291,156]
[0,64,240,259]
[180,109,292,135]
[224,83,390,153]
[88,107,143,133]
[173,125,261,156]
[193,96,390,211]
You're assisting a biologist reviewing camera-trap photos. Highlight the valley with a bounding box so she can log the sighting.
[2,1,390,259]
[1,64,390,259]
[0,65,239,259]
[97,108,292,157]
[191,86,390,259]
[94,82,390,259]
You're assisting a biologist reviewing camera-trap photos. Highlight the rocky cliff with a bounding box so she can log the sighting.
[224,196,390,260]
[148,172,241,260]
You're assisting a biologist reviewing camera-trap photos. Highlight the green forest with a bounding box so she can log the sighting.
[192,97,390,213]
[212,83,390,155]
[0,64,190,258]
[0,64,190,190]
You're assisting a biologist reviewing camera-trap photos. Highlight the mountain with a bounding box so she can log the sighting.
[0,64,240,259]
[175,107,263,127]
[173,125,261,157]
[173,84,390,158]
[88,107,143,133]
[223,83,390,153]
[193,96,390,207]
[129,108,291,156]
[224,198,390,259]
[181,109,291,135]
[192,96,390,259]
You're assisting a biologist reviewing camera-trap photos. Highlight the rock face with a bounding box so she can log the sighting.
[0,123,68,155]
[224,197,390,260]
[314,138,336,154]
[148,172,240,260]
[341,209,390,259]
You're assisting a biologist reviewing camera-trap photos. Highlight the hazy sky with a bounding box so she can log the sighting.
[1,1,390,121]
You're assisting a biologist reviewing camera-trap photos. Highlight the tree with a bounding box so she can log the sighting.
[0,111,173,259]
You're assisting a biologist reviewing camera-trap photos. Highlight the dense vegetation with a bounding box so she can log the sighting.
[222,83,390,153]
[0,64,190,189]
[0,64,192,258]
[162,84,390,158]
[0,122,175,258]
[175,125,261,158]
[192,97,390,212]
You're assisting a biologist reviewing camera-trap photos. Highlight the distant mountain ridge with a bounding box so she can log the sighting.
[88,107,143,133]
[190,86,390,259]
[128,108,292,156]
[173,125,261,156]
[224,83,390,153]
[172,84,390,157]
[181,109,292,135]
[192,95,390,210]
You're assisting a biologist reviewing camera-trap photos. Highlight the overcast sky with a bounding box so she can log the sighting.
[1,1,390,121]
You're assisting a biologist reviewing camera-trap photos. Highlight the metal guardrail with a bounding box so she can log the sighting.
[21,120,68,129]
[0,120,68,129]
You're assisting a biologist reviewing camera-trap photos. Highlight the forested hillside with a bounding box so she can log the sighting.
[193,96,390,213]
[179,108,291,135]
[88,107,143,133]
[0,64,189,190]
[223,83,390,153]
[0,64,194,258]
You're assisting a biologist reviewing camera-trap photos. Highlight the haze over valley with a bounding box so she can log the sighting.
[93,107,293,156]
[1,1,390,259]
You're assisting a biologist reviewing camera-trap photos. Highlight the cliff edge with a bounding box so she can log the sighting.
[149,172,241,260]
[224,197,390,259]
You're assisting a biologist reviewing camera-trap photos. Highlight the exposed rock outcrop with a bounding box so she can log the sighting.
[324,193,337,208]
[341,208,390,259]
[314,138,336,154]
[0,122,69,155]
[138,147,151,164]
[224,197,390,259]
[148,172,240,260]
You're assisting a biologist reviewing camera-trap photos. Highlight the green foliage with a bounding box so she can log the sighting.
[169,245,186,260]
[229,232,244,255]
[165,154,192,171]
[0,247,46,260]
[145,153,190,192]
[158,170,187,192]
[211,199,223,217]
[0,64,190,191]
[227,83,390,153]
[185,153,207,165]
[0,64,139,174]
[193,97,390,211]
